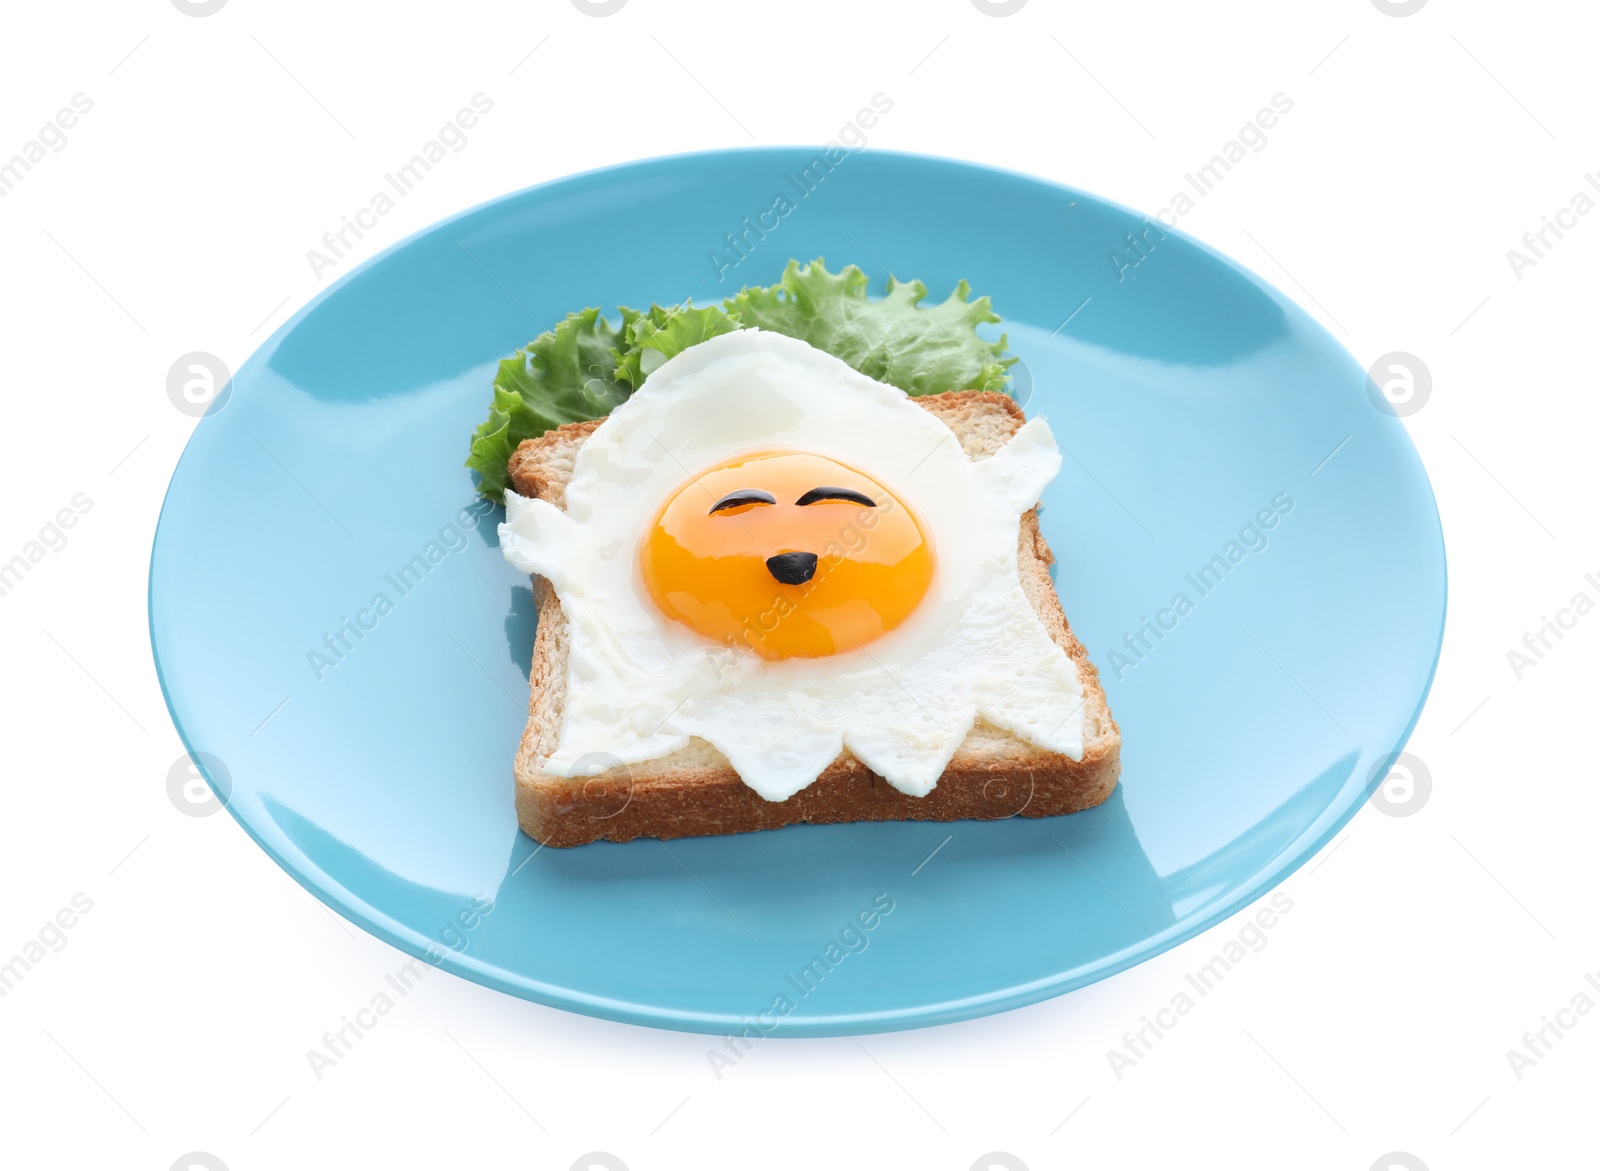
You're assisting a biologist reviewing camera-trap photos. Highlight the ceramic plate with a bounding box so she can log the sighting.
[149,149,1445,1036]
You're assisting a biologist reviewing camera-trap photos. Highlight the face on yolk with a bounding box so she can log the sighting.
[640,450,935,660]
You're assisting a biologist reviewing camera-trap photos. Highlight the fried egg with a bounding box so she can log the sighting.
[498,329,1085,801]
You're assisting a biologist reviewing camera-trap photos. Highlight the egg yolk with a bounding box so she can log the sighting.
[640,450,935,660]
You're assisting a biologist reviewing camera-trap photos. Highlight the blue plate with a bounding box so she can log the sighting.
[150,149,1445,1036]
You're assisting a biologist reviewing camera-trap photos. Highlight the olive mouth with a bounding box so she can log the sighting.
[765,551,818,585]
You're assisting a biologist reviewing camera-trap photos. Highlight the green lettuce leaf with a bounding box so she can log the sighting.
[613,303,743,390]
[464,308,628,498]
[727,259,1014,397]
[466,259,1016,499]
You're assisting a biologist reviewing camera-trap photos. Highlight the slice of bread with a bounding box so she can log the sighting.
[506,390,1121,846]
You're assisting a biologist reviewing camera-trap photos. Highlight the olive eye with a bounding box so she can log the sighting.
[708,489,776,514]
[794,486,877,508]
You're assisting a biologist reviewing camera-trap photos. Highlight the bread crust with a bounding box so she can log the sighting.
[508,390,1120,846]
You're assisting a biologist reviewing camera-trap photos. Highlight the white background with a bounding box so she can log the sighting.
[1,1,1596,1168]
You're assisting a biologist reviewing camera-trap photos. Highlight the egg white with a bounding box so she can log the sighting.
[498,329,1086,802]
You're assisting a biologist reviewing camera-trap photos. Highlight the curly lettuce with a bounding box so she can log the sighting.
[727,260,1013,397]
[614,303,745,391]
[466,258,1017,499]
[465,308,629,500]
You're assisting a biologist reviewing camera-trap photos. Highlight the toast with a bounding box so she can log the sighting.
[507,390,1121,846]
